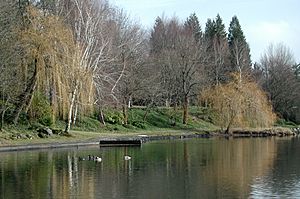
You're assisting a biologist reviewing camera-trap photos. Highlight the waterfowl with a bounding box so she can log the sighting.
[124,155,131,160]
[88,155,93,161]
[79,157,85,161]
[94,156,102,162]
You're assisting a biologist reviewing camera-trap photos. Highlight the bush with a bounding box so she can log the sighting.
[74,116,100,130]
[104,110,124,125]
[131,120,147,129]
[28,92,53,126]
[276,119,297,127]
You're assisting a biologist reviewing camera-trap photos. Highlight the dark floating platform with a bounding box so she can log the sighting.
[99,139,142,147]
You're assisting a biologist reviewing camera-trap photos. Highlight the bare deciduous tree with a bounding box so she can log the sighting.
[260,43,300,122]
[150,16,206,124]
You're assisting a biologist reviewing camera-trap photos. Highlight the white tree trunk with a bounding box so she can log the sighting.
[65,84,78,133]
[72,102,78,125]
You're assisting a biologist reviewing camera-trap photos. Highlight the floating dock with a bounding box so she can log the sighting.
[99,139,142,147]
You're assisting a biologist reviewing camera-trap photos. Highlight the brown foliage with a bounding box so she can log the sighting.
[201,74,276,131]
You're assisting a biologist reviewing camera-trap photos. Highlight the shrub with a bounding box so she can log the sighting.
[104,110,124,125]
[28,92,53,126]
[131,120,147,129]
[74,116,100,130]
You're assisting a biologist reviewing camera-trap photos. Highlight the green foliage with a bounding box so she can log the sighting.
[275,119,297,127]
[228,15,246,46]
[131,120,147,129]
[104,110,124,125]
[73,116,100,131]
[29,92,53,126]
[184,13,202,42]
[0,99,15,121]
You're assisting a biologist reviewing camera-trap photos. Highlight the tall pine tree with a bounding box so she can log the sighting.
[228,16,251,79]
[150,16,166,54]
[204,14,230,85]
[214,14,227,40]
[184,13,202,42]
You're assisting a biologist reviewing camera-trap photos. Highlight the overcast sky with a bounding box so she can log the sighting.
[111,0,299,62]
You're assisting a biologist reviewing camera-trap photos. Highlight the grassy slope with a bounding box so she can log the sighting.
[1,107,297,146]
[0,107,219,145]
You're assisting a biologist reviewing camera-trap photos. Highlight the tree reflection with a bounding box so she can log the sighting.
[1,138,296,199]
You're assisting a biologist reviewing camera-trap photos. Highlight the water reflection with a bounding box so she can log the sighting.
[0,137,300,198]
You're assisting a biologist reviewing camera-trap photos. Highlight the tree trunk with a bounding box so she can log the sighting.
[165,98,170,107]
[0,97,10,131]
[122,97,128,125]
[0,110,6,131]
[225,112,235,134]
[182,95,188,124]
[128,96,132,108]
[143,107,150,121]
[98,107,106,126]
[50,76,56,124]
[72,102,78,125]
[65,83,78,133]
[13,59,38,125]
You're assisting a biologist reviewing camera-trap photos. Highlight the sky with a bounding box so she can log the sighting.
[111,0,300,62]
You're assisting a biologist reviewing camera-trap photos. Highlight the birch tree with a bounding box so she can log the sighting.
[58,0,114,132]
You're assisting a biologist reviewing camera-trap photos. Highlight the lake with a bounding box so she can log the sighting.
[1,137,300,198]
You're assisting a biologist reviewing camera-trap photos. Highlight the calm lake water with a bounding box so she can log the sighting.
[1,137,300,199]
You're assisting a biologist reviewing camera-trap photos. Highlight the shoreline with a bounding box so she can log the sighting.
[0,128,297,153]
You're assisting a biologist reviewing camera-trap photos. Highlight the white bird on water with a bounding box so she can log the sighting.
[94,156,102,162]
[124,155,131,160]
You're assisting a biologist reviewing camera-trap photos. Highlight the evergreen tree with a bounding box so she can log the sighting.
[204,15,230,85]
[228,16,246,46]
[204,18,215,40]
[150,16,166,54]
[228,15,251,76]
[184,13,202,42]
[214,14,226,40]
[204,14,227,42]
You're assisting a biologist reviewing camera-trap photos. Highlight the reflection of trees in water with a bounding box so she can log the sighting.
[0,138,283,199]
[250,137,300,197]
[0,151,54,199]
[97,138,278,198]
[197,138,277,198]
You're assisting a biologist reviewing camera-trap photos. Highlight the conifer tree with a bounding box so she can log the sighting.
[204,18,215,40]
[150,16,166,54]
[228,16,251,79]
[214,14,226,40]
[204,14,230,85]
[184,13,202,42]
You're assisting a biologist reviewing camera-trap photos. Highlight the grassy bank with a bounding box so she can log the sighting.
[0,107,218,146]
[0,107,298,147]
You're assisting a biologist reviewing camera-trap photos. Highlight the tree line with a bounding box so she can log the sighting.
[0,0,299,132]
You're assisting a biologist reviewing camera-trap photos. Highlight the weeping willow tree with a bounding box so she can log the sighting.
[201,74,276,133]
[9,5,94,130]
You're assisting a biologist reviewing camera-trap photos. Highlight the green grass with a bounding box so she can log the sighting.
[1,106,298,146]
[275,119,298,128]
[126,106,218,131]
[0,106,219,144]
